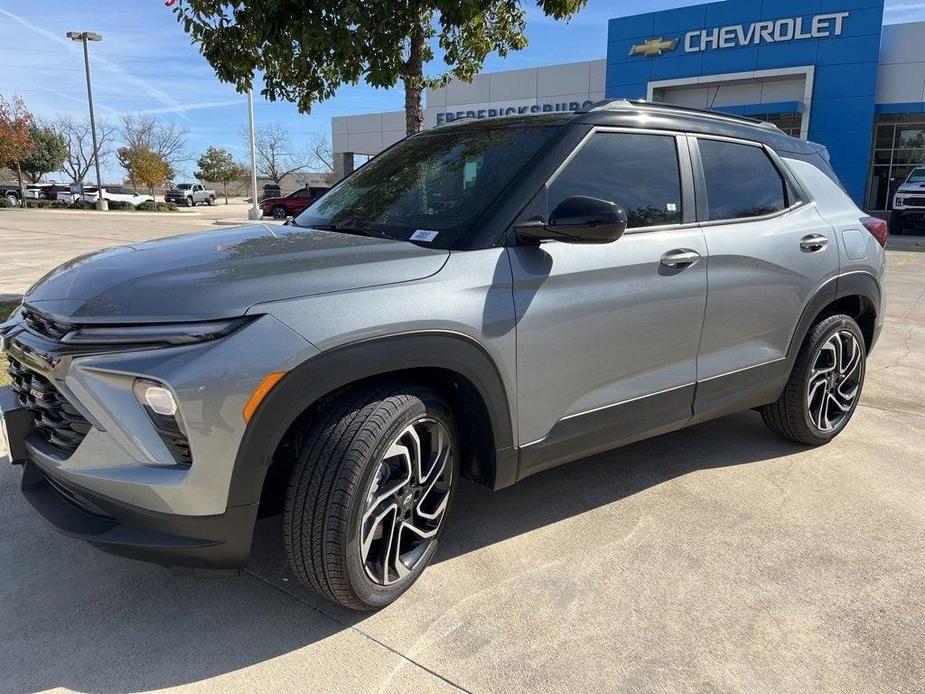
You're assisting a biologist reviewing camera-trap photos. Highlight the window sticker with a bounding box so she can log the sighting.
[666,202,678,212]
[410,229,440,242]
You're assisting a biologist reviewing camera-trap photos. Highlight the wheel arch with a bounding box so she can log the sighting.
[227,332,516,510]
[788,272,882,359]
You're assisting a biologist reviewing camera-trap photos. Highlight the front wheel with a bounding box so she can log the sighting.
[5,193,19,207]
[272,206,287,219]
[283,383,457,610]
[762,314,866,445]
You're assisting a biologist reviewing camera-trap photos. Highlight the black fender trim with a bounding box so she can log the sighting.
[227,331,516,507]
[787,272,881,359]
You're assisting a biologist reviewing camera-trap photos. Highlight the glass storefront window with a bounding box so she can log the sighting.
[866,116,925,210]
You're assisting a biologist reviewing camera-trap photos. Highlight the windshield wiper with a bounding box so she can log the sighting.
[308,221,386,239]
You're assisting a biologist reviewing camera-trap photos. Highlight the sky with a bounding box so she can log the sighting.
[2,0,925,181]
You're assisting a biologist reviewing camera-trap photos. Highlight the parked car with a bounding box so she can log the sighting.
[260,186,330,219]
[79,186,154,207]
[56,186,97,204]
[892,165,925,234]
[1,184,22,206]
[165,183,216,207]
[0,100,887,610]
[27,183,71,201]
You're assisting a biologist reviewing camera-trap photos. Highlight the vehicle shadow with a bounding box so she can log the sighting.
[3,410,805,693]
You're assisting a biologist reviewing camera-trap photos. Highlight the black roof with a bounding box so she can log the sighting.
[435,99,825,159]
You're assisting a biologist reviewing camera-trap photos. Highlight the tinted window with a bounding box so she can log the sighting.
[298,125,559,248]
[548,132,682,229]
[699,139,787,221]
[291,189,311,198]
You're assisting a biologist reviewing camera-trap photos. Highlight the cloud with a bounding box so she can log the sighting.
[0,6,198,121]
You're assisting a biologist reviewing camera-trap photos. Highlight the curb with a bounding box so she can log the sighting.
[0,208,198,217]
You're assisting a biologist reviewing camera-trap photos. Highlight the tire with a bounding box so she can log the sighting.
[283,382,458,610]
[207,195,215,206]
[762,314,866,445]
[186,196,194,207]
[272,206,287,219]
[5,193,18,207]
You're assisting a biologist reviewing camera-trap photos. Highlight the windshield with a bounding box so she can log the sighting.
[907,167,925,183]
[295,124,559,248]
[177,183,192,189]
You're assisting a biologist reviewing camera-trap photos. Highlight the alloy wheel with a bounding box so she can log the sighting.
[359,418,452,586]
[806,330,862,432]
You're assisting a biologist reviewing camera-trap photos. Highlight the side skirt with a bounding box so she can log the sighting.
[689,359,790,425]
[516,384,695,481]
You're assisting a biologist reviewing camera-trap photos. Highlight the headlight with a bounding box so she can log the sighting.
[60,317,252,346]
[896,197,904,206]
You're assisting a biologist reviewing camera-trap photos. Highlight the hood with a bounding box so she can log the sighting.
[24,224,449,323]
[898,182,925,193]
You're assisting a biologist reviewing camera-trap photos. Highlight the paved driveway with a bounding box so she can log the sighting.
[0,206,266,297]
[0,245,923,692]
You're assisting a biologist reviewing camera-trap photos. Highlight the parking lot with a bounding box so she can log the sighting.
[0,206,261,298]
[0,213,923,693]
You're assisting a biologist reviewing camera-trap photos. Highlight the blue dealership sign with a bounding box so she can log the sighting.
[606,0,886,204]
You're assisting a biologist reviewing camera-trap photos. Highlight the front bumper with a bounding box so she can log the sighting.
[20,459,257,571]
[1,310,317,571]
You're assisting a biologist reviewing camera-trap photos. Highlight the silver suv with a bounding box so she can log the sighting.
[0,101,887,610]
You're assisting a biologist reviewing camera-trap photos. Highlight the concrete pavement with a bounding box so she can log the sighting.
[0,241,923,692]
[0,206,273,297]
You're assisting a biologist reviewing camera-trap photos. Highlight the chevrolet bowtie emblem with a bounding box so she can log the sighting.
[629,37,678,57]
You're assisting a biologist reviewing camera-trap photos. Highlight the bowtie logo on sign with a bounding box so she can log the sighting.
[628,37,679,57]
[629,12,849,57]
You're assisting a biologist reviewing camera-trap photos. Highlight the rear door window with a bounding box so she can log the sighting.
[548,132,683,229]
[698,139,788,221]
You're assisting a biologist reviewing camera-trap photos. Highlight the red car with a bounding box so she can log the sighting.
[260,186,330,219]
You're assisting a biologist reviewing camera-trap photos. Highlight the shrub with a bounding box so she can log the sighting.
[107,200,133,211]
[0,196,12,208]
[136,200,179,212]
[26,199,69,209]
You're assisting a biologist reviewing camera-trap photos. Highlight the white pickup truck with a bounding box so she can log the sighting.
[165,183,216,207]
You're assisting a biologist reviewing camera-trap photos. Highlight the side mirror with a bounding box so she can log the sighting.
[515,196,628,245]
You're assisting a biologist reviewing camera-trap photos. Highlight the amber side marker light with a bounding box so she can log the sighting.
[243,371,287,423]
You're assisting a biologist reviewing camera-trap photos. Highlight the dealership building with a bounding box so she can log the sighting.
[332,0,925,214]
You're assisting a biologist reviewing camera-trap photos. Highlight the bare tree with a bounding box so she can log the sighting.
[308,133,334,173]
[119,113,189,187]
[56,115,116,184]
[251,123,312,185]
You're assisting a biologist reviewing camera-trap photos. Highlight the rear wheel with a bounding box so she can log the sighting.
[272,206,287,219]
[762,314,866,445]
[5,193,18,207]
[207,195,215,206]
[283,383,457,610]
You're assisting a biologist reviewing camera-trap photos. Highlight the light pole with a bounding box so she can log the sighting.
[246,89,261,220]
[66,31,107,211]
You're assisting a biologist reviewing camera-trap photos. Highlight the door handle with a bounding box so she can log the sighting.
[660,249,701,268]
[800,234,829,252]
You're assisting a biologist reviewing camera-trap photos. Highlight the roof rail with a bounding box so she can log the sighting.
[581,99,783,133]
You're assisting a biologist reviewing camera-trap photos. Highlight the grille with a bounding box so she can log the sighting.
[20,307,75,341]
[7,357,92,455]
[902,196,925,207]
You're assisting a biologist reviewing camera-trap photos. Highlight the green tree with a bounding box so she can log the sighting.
[130,147,171,211]
[195,146,246,203]
[173,0,587,135]
[21,123,67,183]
